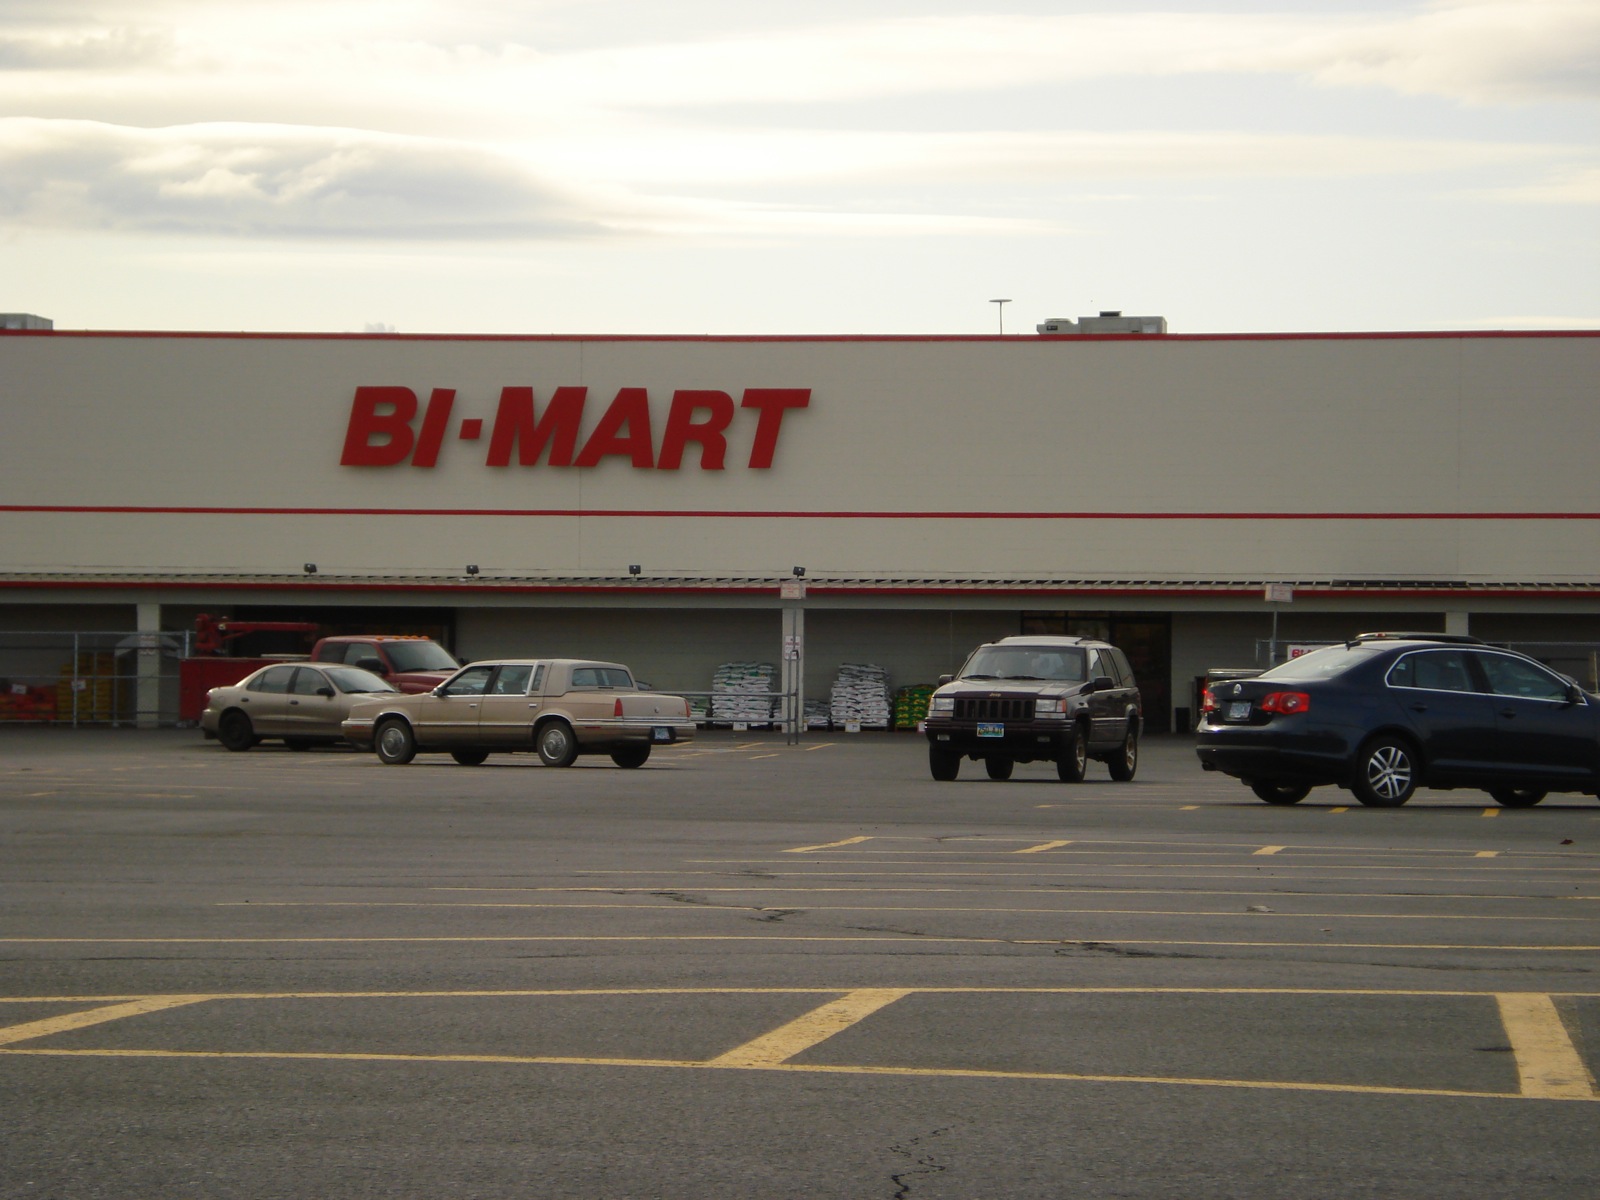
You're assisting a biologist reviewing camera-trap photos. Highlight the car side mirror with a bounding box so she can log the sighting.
[316,687,335,698]
[1084,675,1116,693]
[938,674,953,685]
[1567,683,1585,706]
[356,657,388,675]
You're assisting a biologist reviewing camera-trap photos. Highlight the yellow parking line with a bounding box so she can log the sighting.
[4,935,1596,950]
[1483,808,1500,818]
[1329,807,1349,813]
[1477,851,1501,858]
[1254,846,1286,856]
[438,884,1597,900]
[214,901,1600,922]
[784,836,873,853]
[707,988,911,1067]
[1015,841,1073,855]
[1496,993,1600,1100]
[0,995,215,1046]
[0,1045,1581,1102]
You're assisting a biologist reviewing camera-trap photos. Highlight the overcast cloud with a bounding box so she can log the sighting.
[0,0,1594,333]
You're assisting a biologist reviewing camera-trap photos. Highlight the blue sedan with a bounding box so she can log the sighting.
[1196,633,1600,806]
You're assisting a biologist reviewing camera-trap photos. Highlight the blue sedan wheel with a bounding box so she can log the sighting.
[1352,737,1417,807]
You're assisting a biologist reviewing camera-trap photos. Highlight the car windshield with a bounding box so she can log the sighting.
[1257,643,1386,681]
[323,666,397,694]
[960,646,1087,682]
[385,642,460,672]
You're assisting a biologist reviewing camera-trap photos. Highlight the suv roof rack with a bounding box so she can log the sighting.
[1348,631,1485,646]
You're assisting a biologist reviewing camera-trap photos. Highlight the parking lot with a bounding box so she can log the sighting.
[4,728,1599,1198]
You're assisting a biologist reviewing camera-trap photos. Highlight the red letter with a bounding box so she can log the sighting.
[740,388,810,468]
[657,390,734,470]
[575,388,655,468]
[486,386,587,467]
[340,386,417,466]
[409,388,456,468]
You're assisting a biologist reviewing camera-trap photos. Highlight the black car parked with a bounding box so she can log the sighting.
[1196,632,1600,806]
[924,635,1142,782]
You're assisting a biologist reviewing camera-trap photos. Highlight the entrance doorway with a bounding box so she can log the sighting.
[1021,612,1173,733]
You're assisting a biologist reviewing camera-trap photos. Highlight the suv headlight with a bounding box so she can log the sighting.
[1035,698,1068,719]
[929,695,955,714]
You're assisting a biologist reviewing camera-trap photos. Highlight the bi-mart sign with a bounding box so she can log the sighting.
[340,385,811,471]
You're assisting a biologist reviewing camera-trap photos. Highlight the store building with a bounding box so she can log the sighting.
[3,321,1598,730]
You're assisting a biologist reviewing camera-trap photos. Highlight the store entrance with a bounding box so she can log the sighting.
[1020,612,1173,734]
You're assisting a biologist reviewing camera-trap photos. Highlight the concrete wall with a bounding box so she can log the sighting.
[456,604,1015,703]
[5,331,1598,581]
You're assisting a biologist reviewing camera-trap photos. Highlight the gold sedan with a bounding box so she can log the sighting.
[201,663,398,751]
[342,658,696,767]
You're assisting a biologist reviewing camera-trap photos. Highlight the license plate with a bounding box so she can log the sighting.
[652,726,674,742]
[977,722,1003,738]
[1226,701,1252,722]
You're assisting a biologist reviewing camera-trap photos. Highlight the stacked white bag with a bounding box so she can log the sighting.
[711,661,778,725]
[829,663,891,728]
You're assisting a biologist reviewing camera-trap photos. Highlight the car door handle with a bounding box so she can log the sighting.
[1410,703,1428,712]
[1499,709,1517,719]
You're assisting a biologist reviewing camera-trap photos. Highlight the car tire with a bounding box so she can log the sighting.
[217,711,256,752]
[985,757,1014,781]
[1108,724,1139,782]
[1351,736,1417,806]
[1488,787,1547,808]
[374,719,417,765]
[536,721,579,767]
[451,749,490,766]
[929,745,960,781]
[1056,724,1088,782]
[611,746,651,769]
[1250,780,1312,805]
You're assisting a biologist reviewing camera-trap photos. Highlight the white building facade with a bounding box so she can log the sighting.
[3,327,1598,730]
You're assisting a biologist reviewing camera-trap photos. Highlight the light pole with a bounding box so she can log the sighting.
[990,298,1011,335]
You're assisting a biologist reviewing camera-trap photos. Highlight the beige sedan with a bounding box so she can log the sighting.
[201,662,398,751]
[342,658,696,767]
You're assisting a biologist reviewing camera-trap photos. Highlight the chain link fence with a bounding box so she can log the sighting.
[0,630,194,727]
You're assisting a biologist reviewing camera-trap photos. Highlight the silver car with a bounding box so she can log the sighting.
[342,658,695,767]
[201,662,397,751]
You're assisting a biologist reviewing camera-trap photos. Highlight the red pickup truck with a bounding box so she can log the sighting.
[306,636,461,693]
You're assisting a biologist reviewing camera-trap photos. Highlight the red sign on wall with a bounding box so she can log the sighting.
[340,386,811,470]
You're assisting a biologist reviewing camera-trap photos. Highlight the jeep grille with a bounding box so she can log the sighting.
[955,697,1034,722]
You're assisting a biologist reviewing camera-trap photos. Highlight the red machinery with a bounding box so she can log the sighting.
[179,614,321,722]
[191,613,321,656]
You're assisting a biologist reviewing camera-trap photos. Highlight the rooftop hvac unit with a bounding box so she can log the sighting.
[0,313,53,330]
[1037,311,1167,336]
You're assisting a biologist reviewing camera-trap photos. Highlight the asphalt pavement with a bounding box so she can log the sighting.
[3,727,1598,1199]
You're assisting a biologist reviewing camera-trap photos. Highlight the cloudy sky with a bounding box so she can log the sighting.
[2,0,1595,335]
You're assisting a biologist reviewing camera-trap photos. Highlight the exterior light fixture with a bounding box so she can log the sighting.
[466,564,480,576]
[629,564,642,576]
[792,566,806,578]
[303,563,318,574]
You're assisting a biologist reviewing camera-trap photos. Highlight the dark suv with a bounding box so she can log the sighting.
[1196,632,1600,806]
[923,636,1142,782]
